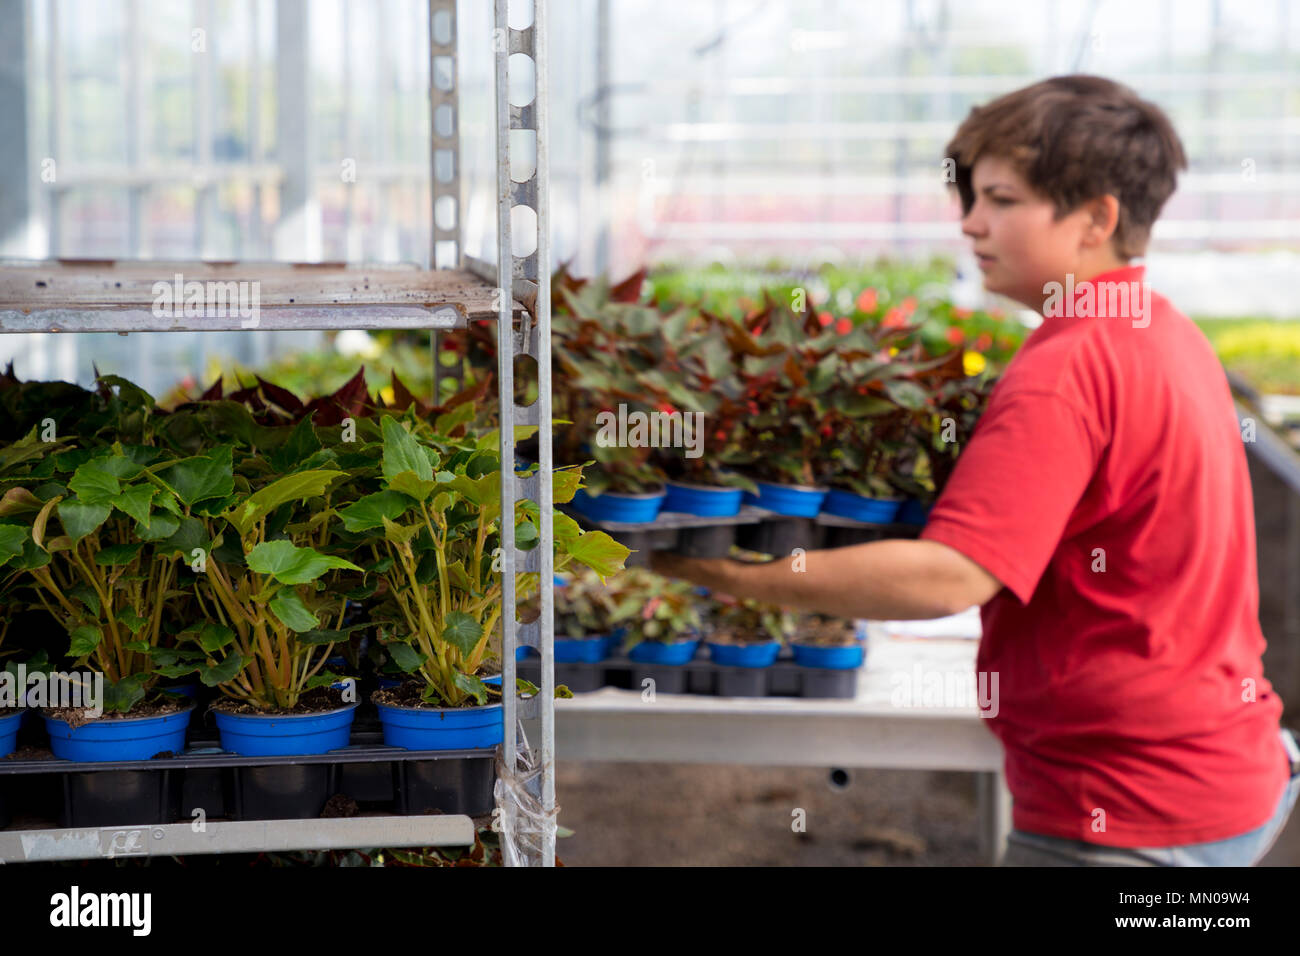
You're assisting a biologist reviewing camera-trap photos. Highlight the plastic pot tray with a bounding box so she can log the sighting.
[0,730,496,830]
[521,654,859,700]
[561,503,920,562]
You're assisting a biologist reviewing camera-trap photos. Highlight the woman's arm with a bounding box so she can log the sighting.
[649,539,1002,620]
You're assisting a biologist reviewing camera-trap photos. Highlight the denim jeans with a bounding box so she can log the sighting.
[999,728,1300,867]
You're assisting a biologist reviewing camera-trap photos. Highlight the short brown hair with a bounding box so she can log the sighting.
[944,75,1188,259]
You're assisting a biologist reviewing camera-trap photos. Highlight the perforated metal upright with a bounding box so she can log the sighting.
[492,0,556,869]
[426,0,555,868]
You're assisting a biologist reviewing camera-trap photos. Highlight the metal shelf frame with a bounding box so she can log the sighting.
[0,0,556,867]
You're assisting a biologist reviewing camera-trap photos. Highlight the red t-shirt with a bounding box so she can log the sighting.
[920,264,1288,848]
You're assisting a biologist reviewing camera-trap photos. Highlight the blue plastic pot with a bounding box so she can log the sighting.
[628,638,700,665]
[43,702,196,762]
[158,680,199,700]
[571,487,666,523]
[376,701,503,750]
[741,481,827,517]
[213,702,358,756]
[0,709,22,758]
[663,481,743,517]
[555,635,613,663]
[822,488,903,523]
[896,498,933,526]
[707,641,782,668]
[482,674,502,687]
[515,645,537,661]
[791,643,865,670]
[377,674,406,690]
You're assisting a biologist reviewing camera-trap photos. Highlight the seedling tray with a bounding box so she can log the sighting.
[0,730,496,830]
[522,654,859,699]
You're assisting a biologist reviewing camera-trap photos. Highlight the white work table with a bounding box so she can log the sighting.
[524,632,1013,864]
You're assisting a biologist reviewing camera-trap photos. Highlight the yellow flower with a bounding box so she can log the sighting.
[888,346,899,357]
[379,385,396,404]
[962,351,986,376]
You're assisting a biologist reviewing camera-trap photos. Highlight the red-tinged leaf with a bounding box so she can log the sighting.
[255,375,305,414]
[199,377,223,401]
[610,267,647,303]
[330,367,371,410]
[390,371,417,412]
[782,353,808,389]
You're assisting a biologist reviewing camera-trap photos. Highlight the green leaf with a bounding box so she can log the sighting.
[200,651,244,687]
[134,511,180,541]
[555,684,575,699]
[94,542,144,565]
[67,625,102,658]
[552,468,584,504]
[305,673,347,690]
[338,490,416,532]
[112,483,155,525]
[441,611,483,657]
[67,461,121,505]
[118,607,148,634]
[296,623,372,646]
[186,622,236,653]
[157,516,208,558]
[246,540,362,585]
[564,530,631,579]
[123,640,151,653]
[57,499,111,541]
[387,470,439,502]
[268,589,319,632]
[434,402,477,436]
[381,515,420,546]
[270,414,323,472]
[154,662,201,679]
[224,469,345,537]
[0,524,28,567]
[516,677,539,696]
[451,671,488,705]
[381,416,433,482]
[67,584,100,616]
[103,675,147,714]
[164,445,235,507]
[387,642,425,673]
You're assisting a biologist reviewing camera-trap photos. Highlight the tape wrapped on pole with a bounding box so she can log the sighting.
[493,720,559,867]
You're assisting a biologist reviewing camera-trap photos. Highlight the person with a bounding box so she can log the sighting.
[650,74,1300,866]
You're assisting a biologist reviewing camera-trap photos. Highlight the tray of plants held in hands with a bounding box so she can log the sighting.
[516,567,867,700]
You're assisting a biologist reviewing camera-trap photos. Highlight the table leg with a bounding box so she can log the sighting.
[976,770,1012,865]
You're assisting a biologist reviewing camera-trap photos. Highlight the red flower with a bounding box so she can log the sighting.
[882,308,907,330]
[953,307,974,320]
[945,327,965,345]
[900,296,917,315]
[856,288,878,313]
[747,400,760,415]
[989,308,1006,321]
[820,423,834,437]
[974,333,993,351]
[817,311,833,327]
[714,429,727,441]
[835,317,853,335]
[657,402,676,415]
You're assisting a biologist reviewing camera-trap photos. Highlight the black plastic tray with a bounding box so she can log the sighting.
[524,654,859,699]
[0,730,496,829]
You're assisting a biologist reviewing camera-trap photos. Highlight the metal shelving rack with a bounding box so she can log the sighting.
[0,0,556,867]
